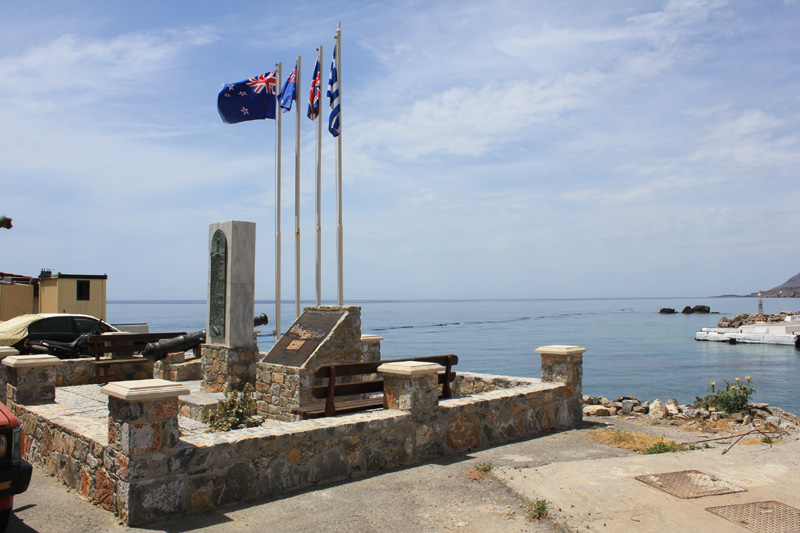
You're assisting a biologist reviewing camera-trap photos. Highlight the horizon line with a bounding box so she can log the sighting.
[105,295,771,304]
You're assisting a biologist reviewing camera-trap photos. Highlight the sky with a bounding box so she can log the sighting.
[1,0,799,301]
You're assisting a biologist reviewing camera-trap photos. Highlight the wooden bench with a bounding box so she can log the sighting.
[86,332,185,384]
[293,354,458,420]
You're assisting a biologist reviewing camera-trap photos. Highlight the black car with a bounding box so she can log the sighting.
[0,313,119,356]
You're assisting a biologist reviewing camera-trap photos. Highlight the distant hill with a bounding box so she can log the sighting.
[752,272,800,297]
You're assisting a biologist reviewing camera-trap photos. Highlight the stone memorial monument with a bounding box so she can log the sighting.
[201,220,258,392]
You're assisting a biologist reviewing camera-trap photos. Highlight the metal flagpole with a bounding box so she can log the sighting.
[274,62,282,338]
[335,25,344,306]
[294,56,302,318]
[315,46,323,306]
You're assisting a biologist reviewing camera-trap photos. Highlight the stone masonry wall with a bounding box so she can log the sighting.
[254,362,313,421]
[361,336,382,362]
[452,373,539,397]
[0,359,153,402]
[153,352,202,382]
[201,344,258,392]
[13,402,128,518]
[19,371,579,525]
[157,376,576,524]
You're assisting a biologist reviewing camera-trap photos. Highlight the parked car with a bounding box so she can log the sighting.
[0,313,119,356]
[0,401,32,532]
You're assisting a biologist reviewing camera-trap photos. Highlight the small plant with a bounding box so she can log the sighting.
[762,435,773,445]
[468,462,493,481]
[205,383,265,433]
[528,499,549,520]
[693,376,755,414]
[645,440,686,454]
[475,462,492,473]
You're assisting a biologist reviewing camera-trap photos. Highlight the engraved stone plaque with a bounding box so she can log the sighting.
[209,229,227,338]
[264,308,347,366]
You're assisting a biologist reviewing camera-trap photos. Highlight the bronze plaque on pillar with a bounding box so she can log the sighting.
[209,229,227,338]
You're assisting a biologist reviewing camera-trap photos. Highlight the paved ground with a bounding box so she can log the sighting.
[8,415,799,532]
[495,418,800,532]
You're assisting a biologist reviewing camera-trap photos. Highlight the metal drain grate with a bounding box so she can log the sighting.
[635,470,747,499]
[706,501,800,533]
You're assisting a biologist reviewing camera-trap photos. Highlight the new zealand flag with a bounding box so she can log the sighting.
[217,71,277,124]
[279,64,297,112]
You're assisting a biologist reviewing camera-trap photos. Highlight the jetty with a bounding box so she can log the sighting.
[696,320,800,346]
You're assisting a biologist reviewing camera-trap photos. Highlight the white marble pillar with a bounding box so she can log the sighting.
[207,221,256,348]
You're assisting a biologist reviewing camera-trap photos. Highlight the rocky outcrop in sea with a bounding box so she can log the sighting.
[659,305,710,314]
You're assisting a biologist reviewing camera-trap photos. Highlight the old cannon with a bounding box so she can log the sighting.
[142,313,269,362]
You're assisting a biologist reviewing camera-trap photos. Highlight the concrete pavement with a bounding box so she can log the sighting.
[492,419,800,532]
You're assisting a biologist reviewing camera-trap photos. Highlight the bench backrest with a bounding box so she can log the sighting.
[311,354,458,400]
[87,332,185,358]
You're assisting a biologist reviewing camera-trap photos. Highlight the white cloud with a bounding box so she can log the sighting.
[0,27,217,114]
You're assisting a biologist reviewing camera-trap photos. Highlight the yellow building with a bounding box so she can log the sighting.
[38,272,108,320]
[0,282,36,321]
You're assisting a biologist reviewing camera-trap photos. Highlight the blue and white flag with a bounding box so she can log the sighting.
[279,63,297,112]
[217,71,277,124]
[327,45,340,137]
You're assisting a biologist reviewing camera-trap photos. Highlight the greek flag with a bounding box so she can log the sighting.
[327,44,340,137]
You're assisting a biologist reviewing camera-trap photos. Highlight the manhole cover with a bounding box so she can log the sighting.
[635,470,747,499]
[706,501,800,533]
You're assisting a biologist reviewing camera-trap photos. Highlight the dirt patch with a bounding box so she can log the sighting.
[587,428,686,454]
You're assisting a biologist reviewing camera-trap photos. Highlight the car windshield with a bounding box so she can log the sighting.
[75,317,101,334]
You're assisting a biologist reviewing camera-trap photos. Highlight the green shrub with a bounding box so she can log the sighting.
[205,383,266,432]
[475,462,492,472]
[645,440,686,454]
[529,499,549,520]
[693,376,755,414]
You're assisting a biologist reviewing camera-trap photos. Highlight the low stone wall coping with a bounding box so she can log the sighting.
[2,354,64,368]
[0,346,20,360]
[360,334,384,344]
[378,361,444,376]
[101,379,190,401]
[535,345,587,356]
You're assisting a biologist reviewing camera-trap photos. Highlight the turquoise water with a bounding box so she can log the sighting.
[106,297,800,414]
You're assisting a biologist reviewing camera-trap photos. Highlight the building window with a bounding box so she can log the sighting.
[76,280,90,301]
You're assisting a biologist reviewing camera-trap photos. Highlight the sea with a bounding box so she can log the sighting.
[106,297,800,415]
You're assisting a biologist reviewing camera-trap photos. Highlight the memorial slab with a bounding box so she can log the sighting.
[264,307,348,366]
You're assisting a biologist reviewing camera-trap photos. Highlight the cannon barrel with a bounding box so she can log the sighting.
[142,330,206,362]
[142,313,269,362]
